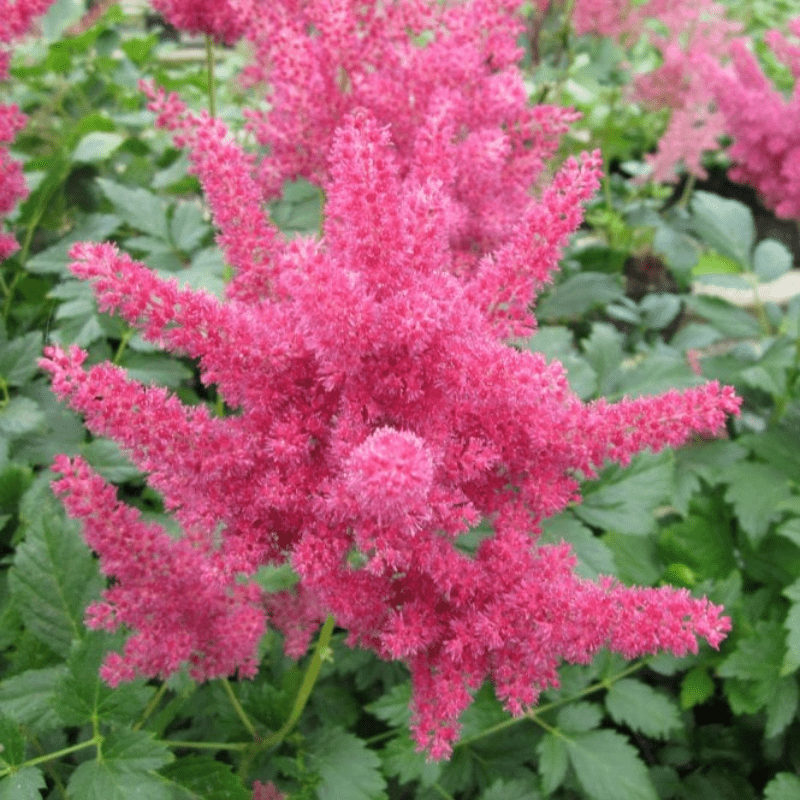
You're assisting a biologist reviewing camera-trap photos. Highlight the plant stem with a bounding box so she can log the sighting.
[134,682,169,731]
[205,35,217,118]
[261,614,336,749]
[166,739,250,751]
[222,677,257,737]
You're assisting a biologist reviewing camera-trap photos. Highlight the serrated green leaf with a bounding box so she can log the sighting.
[0,397,45,438]
[73,132,125,163]
[306,727,386,800]
[765,676,798,738]
[96,179,169,240]
[171,201,208,253]
[580,323,624,397]
[538,273,625,321]
[556,702,603,734]
[539,514,616,579]
[480,777,540,800]
[0,767,46,800]
[753,239,793,282]
[691,191,754,266]
[565,730,657,800]
[160,756,250,800]
[718,621,784,682]
[67,760,173,800]
[682,295,761,339]
[764,772,800,800]
[605,679,681,739]
[26,215,121,275]
[679,666,714,710]
[103,728,173,772]
[575,452,672,536]
[9,493,99,656]
[0,333,43,387]
[380,732,441,788]
[536,732,568,795]
[117,353,193,389]
[0,666,67,734]
[365,682,412,727]
[658,513,737,581]
[638,293,681,330]
[54,633,152,726]
[722,463,793,545]
[80,438,142,483]
[0,713,25,767]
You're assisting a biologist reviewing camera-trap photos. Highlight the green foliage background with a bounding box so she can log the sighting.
[1,1,799,797]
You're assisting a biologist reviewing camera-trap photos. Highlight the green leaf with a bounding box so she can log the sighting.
[0,666,67,734]
[658,513,737,581]
[580,323,624,397]
[27,215,121,275]
[171,201,209,253]
[556,702,603,734]
[765,676,798,738]
[67,761,172,800]
[0,767,46,800]
[380,732,441,788]
[782,579,800,676]
[605,679,681,739]
[539,514,616,579]
[8,493,100,657]
[575,452,672,536]
[679,666,714,710]
[691,191,754,267]
[81,438,142,482]
[565,730,657,800]
[160,757,250,800]
[0,333,43,387]
[537,273,625,321]
[525,327,597,400]
[638,294,681,330]
[96,179,169,240]
[602,531,661,586]
[365,682,412,727]
[682,296,761,339]
[118,353,193,389]
[536,732,568,795]
[0,713,25,767]
[722,463,794,545]
[306,727,387,800]
[54,633,152,726]
[73,132,125,163]
[764,773,800,800]
[0,397,45,438]
[480,778,541,800]
[753,239,793,282]
[718,621,784,682]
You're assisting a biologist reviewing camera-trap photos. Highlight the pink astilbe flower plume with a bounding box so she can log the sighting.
[705,19,800,219]
[0,0,55,260]
[43,90,739,756]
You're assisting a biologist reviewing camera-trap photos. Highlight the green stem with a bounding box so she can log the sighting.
[677,173,697,209]
[261,614,336,750]
[134,682,169,731]
[205,35,217,118]
[222,678,257,738]
[431,784,456,800]
[0,737,100,777]
[112,328,134,365]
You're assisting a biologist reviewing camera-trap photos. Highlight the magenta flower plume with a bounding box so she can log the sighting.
[42,88,739,756]
[706,19,800,219]
[0,0,55,260]
[150,0,252,44]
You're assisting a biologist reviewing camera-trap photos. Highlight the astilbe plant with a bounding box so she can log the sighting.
[41,1,740,760]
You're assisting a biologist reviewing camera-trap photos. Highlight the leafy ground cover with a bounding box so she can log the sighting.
[1,0,800,798]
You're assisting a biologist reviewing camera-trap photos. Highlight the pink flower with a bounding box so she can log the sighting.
[150,0,253,44]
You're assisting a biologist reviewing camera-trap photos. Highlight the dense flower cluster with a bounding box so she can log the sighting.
[42,0,740,758]
[0,0,54,260]
[707,19,800,219]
